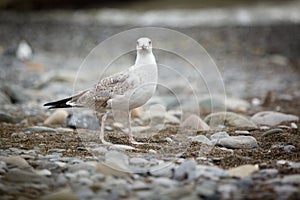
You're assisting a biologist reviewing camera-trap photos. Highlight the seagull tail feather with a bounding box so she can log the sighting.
[43,91,86,109]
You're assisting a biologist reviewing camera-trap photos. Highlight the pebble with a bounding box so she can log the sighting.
[251,111,299,126]
[108,144,135,151]
[204,112,257,128]
[182,114,210,131]
[152,177,178,188]
[262,128,283,137]
[35,169,52,176]
[66,112,100,130]
[227,164,259,178]
[25,126,57,133]
[174,159,197,181]
[0,112,16,123]
[40,188,78,200]
[290,122,297,129]
[0,155,31,170]
[216,136,259,149]
[234,130,250,135]
[44,109,68,125]
[16,40,33,61]
[210,131,230,144]
[188,135,212,145]
[129,157,149,166]
[225,97,250,112]
[282,174,300,184]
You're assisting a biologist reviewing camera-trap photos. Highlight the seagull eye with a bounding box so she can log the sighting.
[149,41,151,44]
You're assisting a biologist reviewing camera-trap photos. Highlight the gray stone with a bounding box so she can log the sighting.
[129,157,149,166]
[0,112,16,123]
[77,177,93,185]
[182,114,210,131]
[251,111,299,126]
[188,135,212,145]
[274,185,299,200]
[217,136,259,149]
[282,174,300,184]
[0,155,31,170]
[66,112,100,130]
[210,131,230,144]
[149,162,175,177]
[152,177,178,188]
[25,126,57,133]
[234,130,250,135]
[262,128,283,137]
[174,159,197,181]
[251,169,278,179]
[3,168,51,185]
[204,112,257,128]
[40,188,78,200]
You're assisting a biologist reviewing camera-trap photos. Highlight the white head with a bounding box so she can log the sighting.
[136,37,152,52]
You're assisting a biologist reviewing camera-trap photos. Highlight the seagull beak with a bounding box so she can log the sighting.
[142,45,148,50]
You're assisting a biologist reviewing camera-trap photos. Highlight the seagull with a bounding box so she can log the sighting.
[44,37,158,145]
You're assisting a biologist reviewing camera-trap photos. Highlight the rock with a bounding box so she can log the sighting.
[40,188,78,200]
[225,97,250,112]
[174,159,197,181]
[210,132,230,144]
[131,107,145,118]
[251,169,278,179]
[66,112,100,130]
[108,144,135,151]
[234,130,250,135]
[188,135,212,145]
[0,155,31,170]
[204,112,257,128]
[227,164,259,178]
[3,168,50,184]
[0,91,11,105]
[274,185,299,200]
[35,169,52,176]
[182,114,210,131]
[0,112,17,123]
[216,136,258,149]
[291,122,297,129]
[152,177,178,188]
[199,97,225,112]
[282,174,300,184]
[283,145,296,152]
[262,128,283,137]
[25,126,57,133]
[16,40,33,61]
[150,162,175,177]
[44,109,68,125]
[129,157,149,166]
[251,111,299,126]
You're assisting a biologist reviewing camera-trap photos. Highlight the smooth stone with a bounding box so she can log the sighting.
[282,174,300,184]
[251,169,278,179]
[152,177,178,188]
[0,155,31,170]
[40,188,78,200]
[193,165,228,180]
[262,128,283,137]
[68,163,95,173]
[35,169,52,176]
[44,109,68,125]
[251,111,299,126]
[196,181,218,198]
[283,145,296,152]
[77,177,93,185]
[291,122,297,129]
[108,144,135,151]
[217,136,259,149]
[11,132,26,138]
[0,112,16,123]
[0,161,8,174]
[182,114,210,131]
[188,135,212,145]
[274,185,299,200]
[0,91,11,105]
[174,159,197,181]
[227,164,259,178]
[75,187,94,199]
[210,132,230,144]
[56,173,68,186]
[225,97,250,112]
[56,127,74,133]
[164,137,173,143]
[234,130,250,135]
[204,112,257,128]
[66,112,99,130]
[199,97,225,112]
[3,168,50,184]
[25,126,57,133]
[149,162,175,177]
[129,157,149,166]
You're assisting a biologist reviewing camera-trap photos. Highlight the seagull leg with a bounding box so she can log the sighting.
[128,110,144,145]
[99,112,112,145]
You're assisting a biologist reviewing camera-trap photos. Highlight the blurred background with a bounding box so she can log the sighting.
[0,0,299,115]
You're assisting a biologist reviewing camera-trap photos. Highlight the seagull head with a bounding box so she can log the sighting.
[136,37,152,52]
